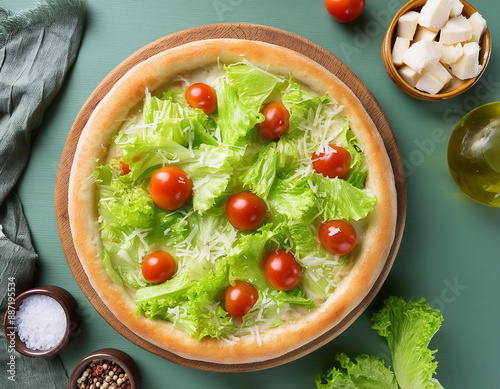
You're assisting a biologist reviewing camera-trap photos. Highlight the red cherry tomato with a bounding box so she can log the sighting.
[224,281,258,318]
[185,83,217,115]
[142,251,176,284]
[257,102,290,141]
[319,220,357,256]
[264,250,302,291]
[325,0,365,23]
[225,192,267,231]
[120,161,131,175]
[312,144,351,178]
[149,166,193,211]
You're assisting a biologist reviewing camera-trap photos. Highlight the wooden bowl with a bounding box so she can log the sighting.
[382,0,492,100]
[2,285,79,357]
[68,348,141,389]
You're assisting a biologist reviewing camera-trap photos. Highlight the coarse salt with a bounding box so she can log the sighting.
[15,295,67,351]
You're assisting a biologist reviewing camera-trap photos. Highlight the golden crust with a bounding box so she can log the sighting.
[68,39,397,364]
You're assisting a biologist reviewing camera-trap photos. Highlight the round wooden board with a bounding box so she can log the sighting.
[55,23,406,372]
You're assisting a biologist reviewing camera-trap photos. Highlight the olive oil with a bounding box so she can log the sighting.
[448,102,500,207]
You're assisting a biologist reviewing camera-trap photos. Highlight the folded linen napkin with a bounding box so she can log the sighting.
[0,1,85,387]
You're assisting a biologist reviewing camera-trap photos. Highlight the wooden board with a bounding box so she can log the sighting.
[55,23,406,372]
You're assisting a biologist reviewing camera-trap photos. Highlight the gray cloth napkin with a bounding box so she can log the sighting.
[0,1,85,387]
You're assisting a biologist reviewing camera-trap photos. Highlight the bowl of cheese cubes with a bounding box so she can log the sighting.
[382,0,491,100]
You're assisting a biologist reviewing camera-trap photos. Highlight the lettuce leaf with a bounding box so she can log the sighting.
[135,270,197,312]
[372,297,444,389]
[227,224,275,290]
[275,137,301,175]
[109,185,154,228]
[267,175,315,221]
[101,249,124,287]
[242,288,315,331]
[217,77,264,145]
[282,81,329,138]
[315,354,398,389]
[239,142,277,198]
[224,63,281,110]
[312,175,376,221]
[274,289,315,309]
[143,91,218,147]
[335,122,367,188]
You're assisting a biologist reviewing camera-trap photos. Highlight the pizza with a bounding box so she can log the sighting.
[68,39,397,366]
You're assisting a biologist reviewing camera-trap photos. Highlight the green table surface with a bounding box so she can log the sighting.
[9,0,500,388]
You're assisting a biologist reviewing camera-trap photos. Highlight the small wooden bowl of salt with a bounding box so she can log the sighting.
[2,285,79,357]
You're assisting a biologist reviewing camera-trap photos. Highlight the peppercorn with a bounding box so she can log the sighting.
[77,359,131,389]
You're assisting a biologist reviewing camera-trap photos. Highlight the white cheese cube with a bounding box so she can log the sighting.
[392,37,410,66]
[449,0,464,17]
[397,11,420,40]
[416,72,446,94]
[419,0,453,30]
[468,12,487,43]
[436,42,464,65]
[414,26,438,42]
[402,40,441,73]
[398,65,420,88]
[450,42,482,79]
[439,16,473,45]
[425,62,453,85]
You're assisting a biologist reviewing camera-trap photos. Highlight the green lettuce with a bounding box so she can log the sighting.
[239,142,277,198]
[227,224,275,290]
[267,175,315,221]
[315,354,398,389]
[101,249,124,287]
[282,81,329,138]
[143,91,218,147]
[335,122,367,188]
[108,184,154,228]
[225,63,281,110]
[242,288,315,330]
[217,77,264,145]
[273,289,315,309]
[312,175,376,221]
[315,297,444,389]
[372,297,444,389]
[275,137,301,175]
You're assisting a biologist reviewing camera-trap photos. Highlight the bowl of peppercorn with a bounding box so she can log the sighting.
[69,348,141,389]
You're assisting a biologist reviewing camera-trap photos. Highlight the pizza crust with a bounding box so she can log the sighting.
[68,39,397,365]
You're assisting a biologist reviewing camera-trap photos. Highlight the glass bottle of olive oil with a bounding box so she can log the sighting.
[448,102,500,207]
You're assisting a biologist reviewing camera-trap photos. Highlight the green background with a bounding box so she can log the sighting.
[8,0,500,387]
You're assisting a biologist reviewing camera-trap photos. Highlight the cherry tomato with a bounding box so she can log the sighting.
[142,251,176,284]
[312,144,351,178]
[120,161,131,175]
[185,83,217,115]
[325,0,365,23]
[257,102,290,141]
[149,166,193,211]
[225,191,267,231]
[319,220,357,256]
[264,250,302,291]
[224,281,258,318]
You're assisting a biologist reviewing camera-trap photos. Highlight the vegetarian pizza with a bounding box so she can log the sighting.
[68,39,397,365]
